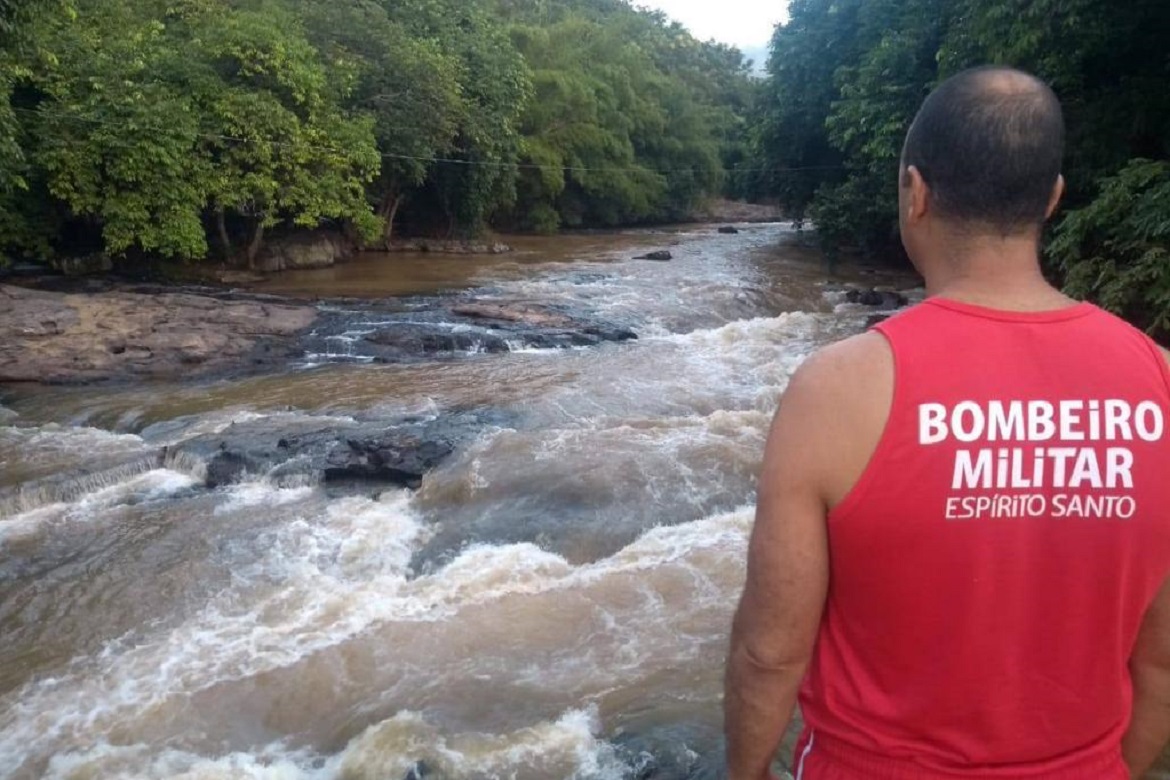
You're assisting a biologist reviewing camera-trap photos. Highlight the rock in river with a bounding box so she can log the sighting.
[845,288,910,308]
[187,411,505,490]
[253,230,354,272]
[449,302,576,329]
[634,251,673,261]
[0,284,316,384]
[365,324,511,356]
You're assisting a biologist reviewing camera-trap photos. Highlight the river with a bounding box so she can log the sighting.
[0,224,922,779]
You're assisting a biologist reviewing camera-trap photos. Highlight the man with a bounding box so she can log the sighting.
[724,66,1170,780]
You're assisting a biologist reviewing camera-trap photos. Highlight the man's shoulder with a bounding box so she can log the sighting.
[780,331,894,431]
[788,331,893,399]
[776,333,895,508]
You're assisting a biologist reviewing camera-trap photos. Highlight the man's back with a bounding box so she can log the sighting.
[723,66,1170,780]
[797,298,1170,778]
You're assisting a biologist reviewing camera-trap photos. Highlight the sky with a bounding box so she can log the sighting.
[636,0,790,50]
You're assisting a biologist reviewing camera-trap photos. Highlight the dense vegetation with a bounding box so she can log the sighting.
[749,0,1170,338]
[0,0,753,266]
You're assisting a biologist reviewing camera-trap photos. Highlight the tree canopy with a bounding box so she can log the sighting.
[0,0,755,266]
[750,0,1170,338]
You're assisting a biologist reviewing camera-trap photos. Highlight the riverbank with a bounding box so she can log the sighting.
[3,223,854,386]
[0,281,646,385]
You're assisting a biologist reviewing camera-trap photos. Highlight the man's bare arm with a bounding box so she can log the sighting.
[724,334,891,780]
[1124,576,1170,778]
[1127,347,1170,777]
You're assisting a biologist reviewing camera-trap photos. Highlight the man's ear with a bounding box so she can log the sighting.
[1045,175,1066,220]
[905,165,930,223]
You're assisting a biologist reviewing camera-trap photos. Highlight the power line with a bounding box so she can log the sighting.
[11,105,848,177]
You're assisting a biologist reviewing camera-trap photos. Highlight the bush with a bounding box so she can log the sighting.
[1049,159,1170,342]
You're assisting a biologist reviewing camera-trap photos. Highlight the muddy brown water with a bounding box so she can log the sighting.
[2,225,1161,779]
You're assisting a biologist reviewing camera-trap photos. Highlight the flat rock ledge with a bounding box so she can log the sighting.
[0,284,316,384]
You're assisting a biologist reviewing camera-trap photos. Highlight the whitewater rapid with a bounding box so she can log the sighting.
[0,224,909,779]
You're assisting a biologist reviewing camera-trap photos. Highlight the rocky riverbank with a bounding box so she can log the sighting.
[0,282,641,385]
[0,284,316,384]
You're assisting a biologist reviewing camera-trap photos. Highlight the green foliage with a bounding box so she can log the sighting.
[181,0,381,260]
[494,0,736,231]
[0,0,752,265]
[751,0,1170,319]
[297,0,476,242]
[26,0,211,257]
[1051,160,1170,339]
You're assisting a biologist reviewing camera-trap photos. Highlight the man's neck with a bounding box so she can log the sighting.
[921,233,1075,312]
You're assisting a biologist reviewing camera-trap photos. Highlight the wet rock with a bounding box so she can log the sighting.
[717,226,740,234]
[323,432,454,487]
[403,762,432,780]
[610,727,720,780]
[182,411,501,490]
[844,288,909,308]
[0,261,50,278]
[0,284,316,384]
[50,253,113,277]
[521,324,638,348]
[254,230,354,273]
[365,324,510,356]
[212,270,268,285]
[385,239,512,255]
[635,251,673,261]
[450,302,575,329]
[204,450,256,489]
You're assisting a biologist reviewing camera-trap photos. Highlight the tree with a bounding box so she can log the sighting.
[6,0,380,265]
[390,0,530,238]
[1050,160,1170,340]
[295,0,464,245]
[178,0,380,265]
[750,0,1170,328]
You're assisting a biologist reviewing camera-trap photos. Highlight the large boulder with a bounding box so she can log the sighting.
[324,432,454,486]
[183,411,504,490]
[254,231,354,273]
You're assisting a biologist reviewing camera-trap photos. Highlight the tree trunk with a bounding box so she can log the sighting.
[215,207,232,261]
[380,194,403,247]
[246,220,265,270]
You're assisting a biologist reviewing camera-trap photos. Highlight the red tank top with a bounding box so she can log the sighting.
[796,297,1170,779]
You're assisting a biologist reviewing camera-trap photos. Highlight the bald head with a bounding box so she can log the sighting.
[902,66,1065,234]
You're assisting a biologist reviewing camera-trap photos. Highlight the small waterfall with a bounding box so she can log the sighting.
[0,447,207,519]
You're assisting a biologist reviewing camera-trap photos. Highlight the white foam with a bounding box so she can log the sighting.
[144,410,357,448]
[213,482,317,516]
[44,741,328,780]
[334,706,626,780]
[40,707,626,780]
[0,502,753,774]
[1,468,202,539]
[0,492,429,767]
